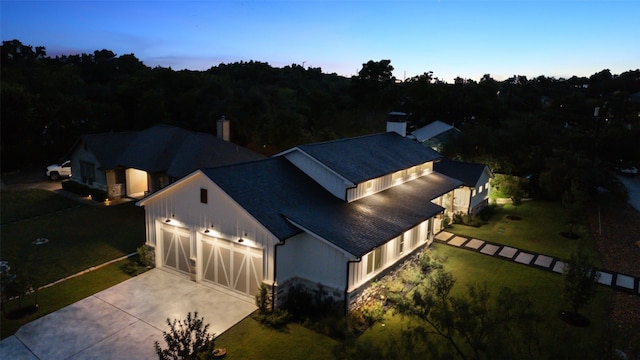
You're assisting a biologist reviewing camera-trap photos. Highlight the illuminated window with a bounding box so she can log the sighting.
[407,166,416,176]
[366,248,382,274]
[392,171,403,182]
[479,185,484,193]
[365,180,374,192]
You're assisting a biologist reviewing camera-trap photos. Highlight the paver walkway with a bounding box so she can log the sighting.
[434,231,640,295]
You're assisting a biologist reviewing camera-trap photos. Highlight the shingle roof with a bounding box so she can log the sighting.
[80,125,263,178]
[434,159,491,187]
[411,121,457,143]
[295,132,442,184]
[203,157,462,257]
[79,131,138,169]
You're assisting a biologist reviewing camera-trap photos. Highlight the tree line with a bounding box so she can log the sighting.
[2,39,639,201]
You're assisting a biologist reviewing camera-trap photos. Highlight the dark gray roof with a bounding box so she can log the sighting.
[79,131,138,169]
[203,157,462,257]
[79,125,264,178]
[411,121,457,143]
[434,159,491,187]
[295,132,442,184]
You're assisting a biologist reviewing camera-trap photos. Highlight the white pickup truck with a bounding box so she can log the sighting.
[45,160,72,180]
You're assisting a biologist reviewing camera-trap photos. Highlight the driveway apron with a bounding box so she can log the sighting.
[0,269,257,359]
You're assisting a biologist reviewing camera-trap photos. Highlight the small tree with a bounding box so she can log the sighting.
[563,248,600,315]
[154,312,215,360]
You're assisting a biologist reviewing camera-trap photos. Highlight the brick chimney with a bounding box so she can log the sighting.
[217,116,230,142]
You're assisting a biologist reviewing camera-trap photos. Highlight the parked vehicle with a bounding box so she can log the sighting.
[45,160,72,180]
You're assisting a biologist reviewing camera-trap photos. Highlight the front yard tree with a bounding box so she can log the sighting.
[563,248,600,318]
[502,175,526,214]
[390,268,542,360]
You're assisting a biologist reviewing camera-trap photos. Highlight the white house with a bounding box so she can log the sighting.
[68,122,263,199]
[433,159,494,215]
[136,131,463,313]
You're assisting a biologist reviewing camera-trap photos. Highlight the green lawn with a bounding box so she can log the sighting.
[215,317,340,359]
[356,244,613,358]
[1,189,80,224]
[447,200,596,260]
[1,190,145,286]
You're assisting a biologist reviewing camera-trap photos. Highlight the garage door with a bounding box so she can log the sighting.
[201,237,263,296]
[161,226,192,275]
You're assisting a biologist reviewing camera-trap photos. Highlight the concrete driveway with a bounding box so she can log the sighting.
[0,269,256,359]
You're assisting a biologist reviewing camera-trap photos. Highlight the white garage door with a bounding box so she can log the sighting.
[201,236,263,296]
[161,226,192,275]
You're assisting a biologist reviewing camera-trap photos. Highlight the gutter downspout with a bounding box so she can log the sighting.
[344,258,362,315]
[272,240,286,312]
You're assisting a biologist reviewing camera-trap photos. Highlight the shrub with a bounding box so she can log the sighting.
[154,312,215,360]
[61,180,108,202]
[254,284,290,328]
[61,180,90,196]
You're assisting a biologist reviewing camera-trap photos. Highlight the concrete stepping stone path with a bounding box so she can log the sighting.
[434,232,639,295]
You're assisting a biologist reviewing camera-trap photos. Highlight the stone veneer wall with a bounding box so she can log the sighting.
[348,243,428,313]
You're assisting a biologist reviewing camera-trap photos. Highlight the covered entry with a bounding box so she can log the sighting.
[161,225,192,275]
[201,236,263,296]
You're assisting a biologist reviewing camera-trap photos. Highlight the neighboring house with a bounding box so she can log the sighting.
[434,159,494,215]
[409,120,460,152]
[68,121,264,199]
[137,131,463,313]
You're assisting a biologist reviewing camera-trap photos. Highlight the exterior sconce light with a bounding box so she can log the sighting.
[204,229,210,234]
[238,238,244,243]
[165,219,171,223]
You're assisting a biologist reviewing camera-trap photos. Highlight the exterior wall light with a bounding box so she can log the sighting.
[238,238,244,243]
[204,229,210,233]
[165,219,171,223]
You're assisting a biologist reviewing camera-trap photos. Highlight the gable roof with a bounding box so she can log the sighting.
[434,159,492,187]
[411,121,458,143]
[76,125,264,178]
[202,157,462,257]
[291,132,442,184]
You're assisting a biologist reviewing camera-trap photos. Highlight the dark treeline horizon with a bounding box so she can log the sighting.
[2,40,639,194]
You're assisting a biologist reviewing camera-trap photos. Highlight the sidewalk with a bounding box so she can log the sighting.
[434,231,640,296]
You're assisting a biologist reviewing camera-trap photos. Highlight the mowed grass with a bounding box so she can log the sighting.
[447,200,595,260]
[358,244,612,357]
[0,258,138,339]
[215,318,339,360]
[1,189,79,224]
[1,189,145,286]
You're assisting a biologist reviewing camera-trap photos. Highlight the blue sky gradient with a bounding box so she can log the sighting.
[2,1,638,82]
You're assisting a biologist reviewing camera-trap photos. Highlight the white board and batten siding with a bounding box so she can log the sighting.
[347,161,434,202]
[283,150,352,200]
[139,171,279,285]
[470,169,492,212]
[348,218,433,292]
[277,232,349,292]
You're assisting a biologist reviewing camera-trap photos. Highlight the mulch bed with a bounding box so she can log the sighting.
[587,199,640,330]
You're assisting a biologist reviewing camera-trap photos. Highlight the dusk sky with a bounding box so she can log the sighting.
[2,1,638,83]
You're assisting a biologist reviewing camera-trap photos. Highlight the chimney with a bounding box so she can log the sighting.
[217,116,230,142]
[386,120,407,137]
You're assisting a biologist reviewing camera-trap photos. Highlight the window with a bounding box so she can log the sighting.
[365,180,374,192]
[407,166,416,176]
[366,247,382,274]
[392,171,403,182]
[200,188,208,204]
[479,185,484,193]
[80,161,95,185]
[397,236,405,255]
